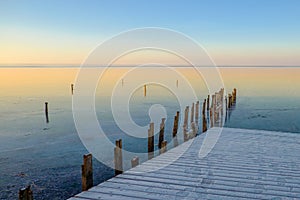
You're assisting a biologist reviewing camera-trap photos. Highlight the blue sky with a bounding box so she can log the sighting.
[1,0,300,66]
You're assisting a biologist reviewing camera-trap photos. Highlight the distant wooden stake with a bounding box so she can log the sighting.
[176,79,178,88]
[172,111,179,137]
[19,185,33,200]
[144,85,147,97]
[131,156,139,168]
[71,84,74,95]
[45,102,49,123]
[82,154,93,191]
[160,140,167,154]
[114,139,123,175]
[148,123,154,160]
[158,118,166,149]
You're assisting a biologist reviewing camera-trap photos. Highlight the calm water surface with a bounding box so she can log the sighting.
[0,67,299,199]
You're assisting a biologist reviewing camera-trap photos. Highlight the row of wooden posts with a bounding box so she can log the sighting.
[25,88,237,199]
[80,88,237,192]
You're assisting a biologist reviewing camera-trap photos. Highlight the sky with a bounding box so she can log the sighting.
[0,0,300,66]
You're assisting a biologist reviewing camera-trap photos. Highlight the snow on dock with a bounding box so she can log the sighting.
[68,127,300,199]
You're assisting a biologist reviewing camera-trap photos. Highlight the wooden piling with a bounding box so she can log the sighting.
[195,101,199,125]
[173,135,179,147]
[71,84,74,95]
[202,100,207,132]
[210,108,213,128]
[233,88,237,103]
[172,111,179,137]
[183,106,189,142]
[45,102,49,123]
[160,140,167,154]
[19,185,33,200]
[176,80,178,88]
[190,103,195,123]
[184,106,189,130]
[158,118,166,149]
[82,154,93,191]
[114,139,123,175]
[148,123,154,159]
[144,85,147,97]
[131,156,139,168]
[207,95,210,111]
[228,94,232,108]
[191,122,197,137]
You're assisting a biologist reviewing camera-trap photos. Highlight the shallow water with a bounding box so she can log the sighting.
[0,67,299,199]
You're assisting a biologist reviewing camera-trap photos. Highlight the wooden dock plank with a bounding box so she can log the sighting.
[68,128,300,200]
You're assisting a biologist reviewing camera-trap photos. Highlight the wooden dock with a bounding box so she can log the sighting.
[68,127,300,200]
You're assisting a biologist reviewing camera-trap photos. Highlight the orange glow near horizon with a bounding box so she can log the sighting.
[1,67,300,98]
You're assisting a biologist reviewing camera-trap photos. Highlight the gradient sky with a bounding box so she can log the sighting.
[1,0,300,66]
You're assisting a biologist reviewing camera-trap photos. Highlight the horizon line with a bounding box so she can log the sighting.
[0,64,300,68]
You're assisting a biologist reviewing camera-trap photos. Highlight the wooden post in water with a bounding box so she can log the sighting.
[195,101,199,125]
[233,88,237,103]
[45,102,49,123]
[114,139,123,175]
[144,85,147,97]
[191,122,197,138]
[211,95,216,127]
[82,154,93,191]
[19,185,33,200]
[213,94,218,124]
[71,84,74,95]
[160,140,167,154]
[176,79,179,88]
[190,103,195,123]
[184,106,189,130]
[131,156,139,168]
[228,94,232,108]
[183,106,189,142]
[207,95,210,111]
[148,123,154,159]
[158,118,166,149]
[202,99,207,132]
[173,135,179,147]
[172,111,179,137]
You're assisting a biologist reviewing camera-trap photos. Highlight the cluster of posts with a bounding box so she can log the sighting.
[80,88,237,192]
[23,87,237,199]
